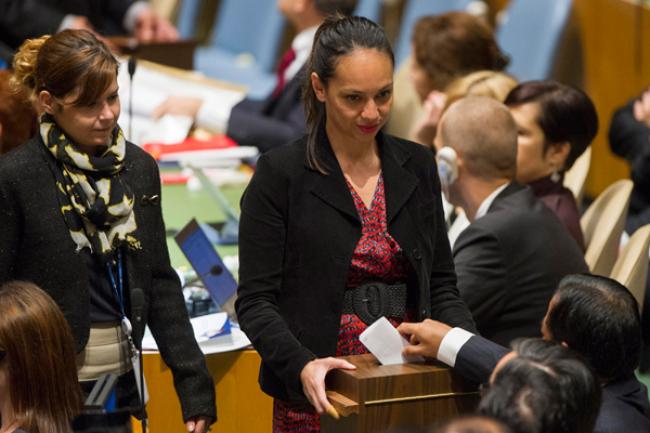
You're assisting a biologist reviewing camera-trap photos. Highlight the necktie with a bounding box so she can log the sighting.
[272,48,297,98]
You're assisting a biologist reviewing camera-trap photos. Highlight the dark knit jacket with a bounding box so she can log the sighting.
[0,136,216,422]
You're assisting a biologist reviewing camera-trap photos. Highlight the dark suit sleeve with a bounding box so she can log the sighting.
[235,154,316,399]
[101,0,136,26]
[0,0,65,49]
[426,155,477,331]
[609,99,650,162]
[454,335,509,384]
[226,98,306,153]
[453,224,508,332]
[144,160,216,423]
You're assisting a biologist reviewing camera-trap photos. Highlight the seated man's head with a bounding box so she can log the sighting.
[480,338,601,433]
[434,96,517,218]
[541,274,641,382]
[504,81,598,184]
[431,415,512,433]
[410,12,508,102]
[278,0,357,30]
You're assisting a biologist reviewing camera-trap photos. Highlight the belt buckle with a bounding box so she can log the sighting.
[353,282,386,325]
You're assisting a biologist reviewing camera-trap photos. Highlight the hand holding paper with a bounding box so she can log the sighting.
[359,317,424,365]
[397,319,453,359]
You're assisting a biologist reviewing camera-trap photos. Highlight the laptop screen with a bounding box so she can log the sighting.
[174,218,237,308]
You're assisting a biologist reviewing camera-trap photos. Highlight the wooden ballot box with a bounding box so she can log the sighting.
[322,354,479,433]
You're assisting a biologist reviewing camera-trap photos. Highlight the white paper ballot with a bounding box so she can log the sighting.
[359,317,424,365]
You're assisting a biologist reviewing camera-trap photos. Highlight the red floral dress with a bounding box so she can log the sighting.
[273,174,412,433]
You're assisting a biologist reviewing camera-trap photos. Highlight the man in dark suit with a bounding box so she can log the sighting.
[398,274,650,433]
[0,0,178,51]
[153,0,357,152]
[434,97,588,346]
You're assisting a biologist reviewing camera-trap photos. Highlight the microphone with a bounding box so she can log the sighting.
[127,56,137,142]
[130,287,147,433]
[131,287,145,342]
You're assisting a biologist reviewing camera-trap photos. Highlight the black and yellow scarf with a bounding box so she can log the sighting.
[40,114,140,261]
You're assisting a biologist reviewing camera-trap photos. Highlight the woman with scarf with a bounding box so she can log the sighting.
[0,30,215,433]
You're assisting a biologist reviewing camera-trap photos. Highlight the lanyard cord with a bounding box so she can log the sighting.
[106,248,126,319]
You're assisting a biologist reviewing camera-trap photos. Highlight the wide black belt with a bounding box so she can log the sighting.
[341,281,407,325]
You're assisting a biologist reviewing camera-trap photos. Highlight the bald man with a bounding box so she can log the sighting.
[434,97,587,345]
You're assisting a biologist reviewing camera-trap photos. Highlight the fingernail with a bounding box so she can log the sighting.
[326,404,340,420]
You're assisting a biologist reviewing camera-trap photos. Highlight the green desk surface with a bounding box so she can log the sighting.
[161,180,245,268]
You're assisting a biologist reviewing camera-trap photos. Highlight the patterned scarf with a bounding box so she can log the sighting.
[40,113,140,262]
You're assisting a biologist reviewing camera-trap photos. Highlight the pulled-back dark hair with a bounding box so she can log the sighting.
[479,338,600,433]
[547,273,641,381]
[303,15,394,173]
[314,0,358,17]
[504,81,598,171]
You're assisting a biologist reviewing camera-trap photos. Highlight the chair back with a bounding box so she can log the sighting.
[176,0,202,39]
[355,0,383,22]
[581,179,633,276]
[496,0,573,80]
[394,0,474,65]
[563,146,591,204]
[210,0,286,72]
[611,224,650,312]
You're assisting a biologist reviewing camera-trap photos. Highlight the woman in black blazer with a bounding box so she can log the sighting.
[236,16,476,433]
[0,30,214,432]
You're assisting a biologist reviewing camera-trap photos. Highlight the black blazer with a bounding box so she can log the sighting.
[0,0,134,49]
[454,335,650,433]
[236,131,476,402]
[0,137,216,422]
[226,68,306,153]
[453,183,589,346]
[609,98,650,233]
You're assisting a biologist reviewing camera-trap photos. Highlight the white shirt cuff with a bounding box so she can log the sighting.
[437,327,474,367]
[196,98,231,133]
[123,1,150,33]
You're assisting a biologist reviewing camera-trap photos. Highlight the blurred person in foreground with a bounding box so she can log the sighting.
[0,281,82,433]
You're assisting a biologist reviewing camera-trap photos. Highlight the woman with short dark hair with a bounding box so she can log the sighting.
[505,81,598,251]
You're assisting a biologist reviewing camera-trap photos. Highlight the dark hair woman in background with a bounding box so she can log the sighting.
[0,281,81,433]
[236,15,476,433]
[0,30,215,433]
[505,81,598,251]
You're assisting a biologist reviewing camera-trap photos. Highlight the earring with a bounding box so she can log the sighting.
[550,170,561,183]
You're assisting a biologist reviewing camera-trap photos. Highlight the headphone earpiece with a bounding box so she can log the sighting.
[436,146,459,186]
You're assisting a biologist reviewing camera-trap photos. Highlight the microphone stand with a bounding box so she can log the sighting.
[131,287,147,433]
[127,56,137,142]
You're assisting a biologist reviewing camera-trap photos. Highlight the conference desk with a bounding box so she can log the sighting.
[135,176,273,433]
